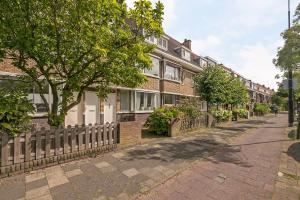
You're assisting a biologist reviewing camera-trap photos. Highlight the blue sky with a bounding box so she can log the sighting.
[127,0,299,89]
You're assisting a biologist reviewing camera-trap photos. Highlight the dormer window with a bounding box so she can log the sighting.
[157,37,168,50]
[146,36,168,50]
[182,49,191,61]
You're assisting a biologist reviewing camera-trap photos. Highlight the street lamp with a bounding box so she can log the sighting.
[288,0,294,127]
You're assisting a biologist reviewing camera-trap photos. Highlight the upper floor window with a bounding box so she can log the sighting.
[182,49,191,61]
[147,36,168,50]
[164,65,180,81]
[144,57,160,77]
[158,38,168,50]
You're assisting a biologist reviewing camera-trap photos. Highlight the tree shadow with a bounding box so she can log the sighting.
[287,142,300,163]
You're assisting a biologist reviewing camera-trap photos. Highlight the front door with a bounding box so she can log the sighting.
[104,93,116,123]
[85,91,99,125]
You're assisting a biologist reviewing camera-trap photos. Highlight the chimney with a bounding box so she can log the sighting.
[183,39,192,50]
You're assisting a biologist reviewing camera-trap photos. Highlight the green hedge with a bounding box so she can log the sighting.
[232,108,249,119]
[253,103,270,115]
[211,109,232,123]
[146,107,182,135]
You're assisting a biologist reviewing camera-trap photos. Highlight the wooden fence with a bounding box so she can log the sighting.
[0,122,118,177]
[180,115,207,131]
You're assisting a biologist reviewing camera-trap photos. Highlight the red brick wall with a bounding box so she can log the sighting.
[180,70,195,96]
[161,80,180,94]
[138,76,160,91]
[119,121,142,147]
[0,59,22,74]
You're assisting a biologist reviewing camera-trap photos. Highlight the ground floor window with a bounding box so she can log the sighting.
[120,90,131,112]
[136,92,159,111]
[162,93,180,105]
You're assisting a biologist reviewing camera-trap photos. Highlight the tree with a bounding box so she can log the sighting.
[0,0,164,126]
[0,88,35,137]
[193,64,231,111]
[227,77,249,107]
[274,3,300,71]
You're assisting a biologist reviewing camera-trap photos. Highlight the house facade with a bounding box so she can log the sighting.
[0,34,274,127]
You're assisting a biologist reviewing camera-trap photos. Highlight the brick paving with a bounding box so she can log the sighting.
[138,114,288,200]
[0,115,278,200]
[272,126,300,200]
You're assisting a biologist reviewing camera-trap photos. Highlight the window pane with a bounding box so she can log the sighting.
[144,57,159,76]
[164,94,174,105]
[136,92,157,111]
[165,65,179,81]
[120,90,130,111]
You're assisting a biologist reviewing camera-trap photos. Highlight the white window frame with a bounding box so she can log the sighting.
[164,65,180,82]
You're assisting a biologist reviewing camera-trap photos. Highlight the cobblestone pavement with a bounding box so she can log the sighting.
[272,126,300,200]
[138,114,288,200]
[0,116,275,200]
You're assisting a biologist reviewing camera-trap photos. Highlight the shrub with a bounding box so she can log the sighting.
[146,107,182,135]
[232,109,249,119]
[253,103,270,116]
[211,109,232,123]
[176,99,202,118]
[0,89,35,137]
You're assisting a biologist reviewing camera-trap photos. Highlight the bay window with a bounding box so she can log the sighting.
[144,57,160,77]
[164,65,180,81]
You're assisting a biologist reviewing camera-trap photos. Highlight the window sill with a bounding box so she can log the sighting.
[144,74,160,79]
[161,78,181,84]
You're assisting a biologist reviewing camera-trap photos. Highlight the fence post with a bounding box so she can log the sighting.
[91,125,96,148]
[97,125,103,147]
[103,123,108,145]
[85,125,90,149]
[45,130,51,157]
[54,127,60,156]
[64,126,70,154]
[13,134,20,164]
[71,125,77,152]
[78,126,84,150]
[25,131,32,162]
[36,129,43,160]
[1,133,8,167]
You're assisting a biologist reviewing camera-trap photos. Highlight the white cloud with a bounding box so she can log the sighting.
[232,43,282,89]
[192,35,222,57]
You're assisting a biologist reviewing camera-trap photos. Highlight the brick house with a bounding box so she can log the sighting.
[0,34,274,127]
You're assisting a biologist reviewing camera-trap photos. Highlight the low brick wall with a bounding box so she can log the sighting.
[119,121,142,148]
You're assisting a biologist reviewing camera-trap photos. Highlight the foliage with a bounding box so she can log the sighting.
[271,85,288,110]
[227,77,249,106]
[211,109,232,123]
[146,107,182,135]
[0,0,164,126]
[0,88,35,137]
[274,3,300,71]
[232,109,248,119]
[193,64,231,107]
[253,103,271,116]
[193,64,249,110]
[176,99,202,118]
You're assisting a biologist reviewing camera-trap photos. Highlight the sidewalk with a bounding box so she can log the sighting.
[0,116,275,200]
[138,114,287,200]
[272,126,300,200]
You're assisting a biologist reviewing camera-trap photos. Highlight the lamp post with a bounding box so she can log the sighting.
[288,0,294,127]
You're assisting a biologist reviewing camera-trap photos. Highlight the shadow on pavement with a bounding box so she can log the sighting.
[287,142,300,162]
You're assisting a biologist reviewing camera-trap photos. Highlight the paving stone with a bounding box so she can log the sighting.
[45,166,69,188]
[25,177,48,191]
[112,152,126,159]
[116,193,130,200]
[122,168,140,178]
[26,185,50,199]
[95,162,112,169]
[25,172,46,183]
[65,169,83,178]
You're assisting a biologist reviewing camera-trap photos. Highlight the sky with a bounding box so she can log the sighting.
[126,0,299,90]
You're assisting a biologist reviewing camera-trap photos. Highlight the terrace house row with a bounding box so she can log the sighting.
[0,34,274,127]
